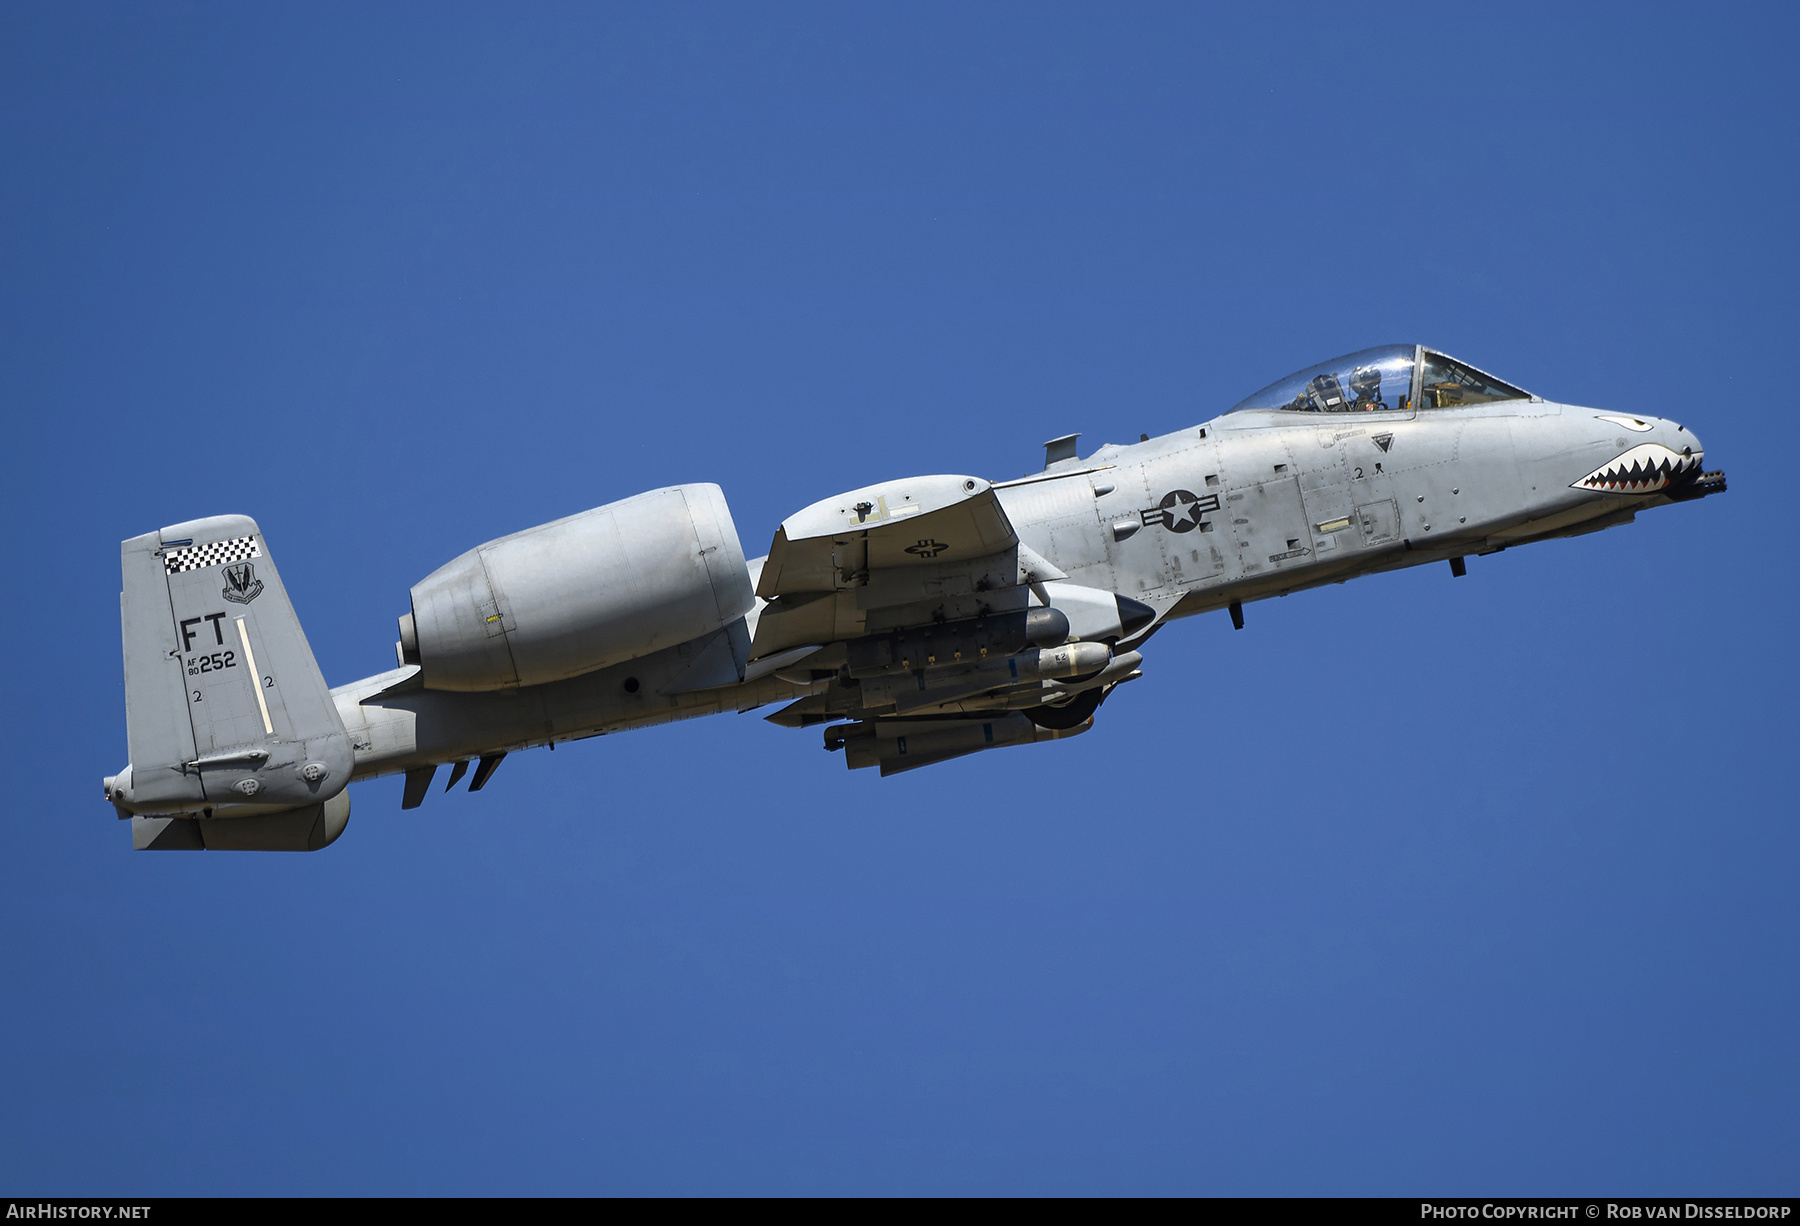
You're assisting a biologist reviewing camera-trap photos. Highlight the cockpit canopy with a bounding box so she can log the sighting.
[1227,344,1530,415]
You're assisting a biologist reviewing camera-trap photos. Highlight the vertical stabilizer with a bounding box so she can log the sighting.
[110,515,351,827]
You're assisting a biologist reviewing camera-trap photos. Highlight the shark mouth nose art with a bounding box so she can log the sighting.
[1573,443,1704,494]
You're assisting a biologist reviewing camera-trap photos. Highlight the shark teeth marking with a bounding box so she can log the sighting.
[1572,443,1704,495]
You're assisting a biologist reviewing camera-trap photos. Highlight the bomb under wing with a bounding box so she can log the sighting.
[104,343,1726,849]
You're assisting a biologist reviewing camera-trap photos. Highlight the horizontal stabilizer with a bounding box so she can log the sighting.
[133,792,350,852]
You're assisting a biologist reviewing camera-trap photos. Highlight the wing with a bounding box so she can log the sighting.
[751,475,1066,655]
[748,475,1148,774]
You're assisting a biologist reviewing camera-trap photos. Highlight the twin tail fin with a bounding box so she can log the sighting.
[108,514,352,851]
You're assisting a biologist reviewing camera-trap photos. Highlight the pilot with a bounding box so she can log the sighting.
[1349,364,1387,411]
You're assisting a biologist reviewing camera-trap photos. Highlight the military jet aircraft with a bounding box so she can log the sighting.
[105,344,1726,850]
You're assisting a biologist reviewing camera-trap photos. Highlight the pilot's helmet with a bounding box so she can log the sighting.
[1349,365,1382,397]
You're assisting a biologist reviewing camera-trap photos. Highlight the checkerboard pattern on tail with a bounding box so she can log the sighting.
[162,534,262,574]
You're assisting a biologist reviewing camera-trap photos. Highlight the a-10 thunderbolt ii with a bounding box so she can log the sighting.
[104,344,1726,850]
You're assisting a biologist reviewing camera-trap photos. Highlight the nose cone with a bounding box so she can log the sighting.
[1644,413,1703,459]
[1573,414,1705,494]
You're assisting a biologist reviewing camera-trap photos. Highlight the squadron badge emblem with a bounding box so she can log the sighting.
[222,562,264,605]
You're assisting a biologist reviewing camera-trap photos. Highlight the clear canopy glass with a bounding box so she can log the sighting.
[1226,345,1530,414]
[1419,351,1529,407]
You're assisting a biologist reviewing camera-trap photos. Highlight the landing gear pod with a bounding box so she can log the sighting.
[402,484,755,691]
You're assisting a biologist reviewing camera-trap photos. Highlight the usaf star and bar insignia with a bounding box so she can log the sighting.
[1137,489,1220,534]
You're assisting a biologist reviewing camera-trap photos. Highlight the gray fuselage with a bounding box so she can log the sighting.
[333,397,1701,781]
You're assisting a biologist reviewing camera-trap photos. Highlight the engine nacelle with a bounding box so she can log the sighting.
[401,484,754,692]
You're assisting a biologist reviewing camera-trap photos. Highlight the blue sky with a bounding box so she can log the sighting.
[2,2,1795,1195]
